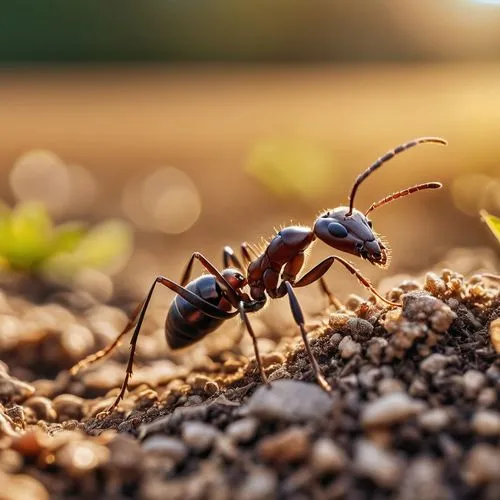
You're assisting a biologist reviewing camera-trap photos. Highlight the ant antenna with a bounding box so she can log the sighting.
[346,137,447,216]
[364,182,442,216]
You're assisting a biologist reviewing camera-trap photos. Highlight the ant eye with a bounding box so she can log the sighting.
[328,222,348,238]
[367,219,373,228]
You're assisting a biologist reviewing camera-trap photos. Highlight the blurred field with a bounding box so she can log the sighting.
[0,63,499,300]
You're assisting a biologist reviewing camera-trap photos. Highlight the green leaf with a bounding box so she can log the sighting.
[72,219,133,274]
[1,202,54,270]
[480,209,500,244]
[39,253,81,285]
[51,222,86,254]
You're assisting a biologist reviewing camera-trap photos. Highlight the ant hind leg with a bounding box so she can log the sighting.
[239,302,270,387]
[79,275,238,415]
[70,299,145,376]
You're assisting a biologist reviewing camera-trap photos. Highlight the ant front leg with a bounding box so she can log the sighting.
[275,254,342,309]
[317,277,343,310]
[482,273,500,282]
[283,282,332,393]
[293,256,400,308]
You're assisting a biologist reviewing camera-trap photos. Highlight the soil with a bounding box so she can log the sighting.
[0,265,499,500]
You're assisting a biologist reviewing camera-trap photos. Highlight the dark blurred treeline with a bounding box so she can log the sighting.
[2,0,500,63]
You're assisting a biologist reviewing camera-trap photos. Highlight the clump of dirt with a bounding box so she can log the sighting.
[0,268,498,500]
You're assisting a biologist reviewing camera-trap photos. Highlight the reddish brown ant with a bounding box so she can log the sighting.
[71,136,447,412]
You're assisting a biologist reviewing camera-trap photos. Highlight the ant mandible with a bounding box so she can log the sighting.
[71,136,447,412]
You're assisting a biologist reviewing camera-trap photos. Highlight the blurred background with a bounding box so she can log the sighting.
[0,0,499,310]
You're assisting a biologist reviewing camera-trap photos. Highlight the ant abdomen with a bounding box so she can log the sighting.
[165,275,231,349]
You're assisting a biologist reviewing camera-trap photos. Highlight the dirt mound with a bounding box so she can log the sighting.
[0,270,498,500]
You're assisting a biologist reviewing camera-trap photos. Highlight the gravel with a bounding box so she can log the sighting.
[0,268,498,499]
[240,379,334,422]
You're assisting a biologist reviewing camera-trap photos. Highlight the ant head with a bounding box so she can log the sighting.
[314,137,447,268]
[314,207,389,268]
[221,268,247,290]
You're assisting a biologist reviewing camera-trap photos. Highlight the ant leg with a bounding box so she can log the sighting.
[293,256,400,308]
[238,302,270,387]
[482,273,500,282]
[241,242,258,266]
[283,282,332,393]
[70,300,145,376]
[179,252,241,306]
[281,253,342,310]
[318,278,343,310]
[293,257,341,308]
[223,246,244,271]
[93,276,239,414]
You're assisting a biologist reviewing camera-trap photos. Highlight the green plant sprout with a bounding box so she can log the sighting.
[0,201,133,285]
[480,209,500,244]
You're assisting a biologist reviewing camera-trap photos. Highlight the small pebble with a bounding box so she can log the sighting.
[56,441,109,477]
[226,418,259,444]
[0,449,23,473]
[258,427,310,464]
[0,471,49,500]
[418,408,450,432]
[214,434,239,461]
[142,436,187,463]
[238,468,277,500]
[463,444,500,486]
[204,381,219,395]
[52,394,84,422]
[329,332,342,349]
[347,317,374,338]
[0,367,35,402]
[242,380,334,422]
[477,388,497,408]
[398,457,449,500]
[361,392,423,428]
[310,438,347,474]
[358,368,381,390]
[489,318,500,354]
[354,439,403,488]
[107,434,145,475]
[377,378,405,395]
[261,352,285,369]
[462,370,486,399]
[471,410,500,436]
[420,354,449,374]
[181,421,219,452]
[4,406,25,430]
[408,378,428,397]
[338,335,361,359]
[366,337,387,364]
[24,397,57,422]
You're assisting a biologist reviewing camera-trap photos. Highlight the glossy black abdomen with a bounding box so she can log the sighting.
[165,275,227,349]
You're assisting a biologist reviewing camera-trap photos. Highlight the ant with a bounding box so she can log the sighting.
[71,136,447,412]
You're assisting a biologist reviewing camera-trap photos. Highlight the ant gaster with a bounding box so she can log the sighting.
[71,137,447,412]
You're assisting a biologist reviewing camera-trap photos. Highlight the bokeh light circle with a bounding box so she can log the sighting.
[10,150,71,216]
[122,167,201,234]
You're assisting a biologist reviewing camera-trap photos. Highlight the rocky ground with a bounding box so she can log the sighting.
[0,267,499,500]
